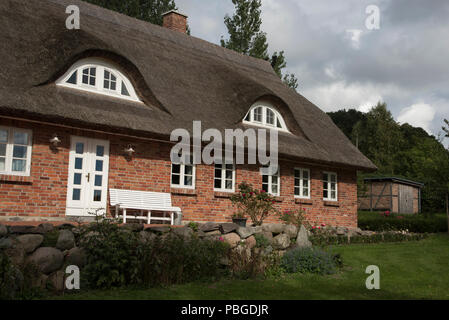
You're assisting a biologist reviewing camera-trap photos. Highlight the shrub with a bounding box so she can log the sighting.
[230,182,278,226]
[309,232,428,246]
[137,234,230,286]
[281,247,340,275]
[277,208,307,229]
[227,246,267,280]
[254,233,270,248]
[358,211,447,233]
[77,218,230,289]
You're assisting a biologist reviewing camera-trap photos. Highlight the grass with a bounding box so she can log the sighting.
[51,233,449,300]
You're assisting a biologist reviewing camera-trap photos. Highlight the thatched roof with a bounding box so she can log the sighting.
[0,0,376,171]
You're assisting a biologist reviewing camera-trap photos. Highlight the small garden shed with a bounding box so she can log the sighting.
[358,177,423,214]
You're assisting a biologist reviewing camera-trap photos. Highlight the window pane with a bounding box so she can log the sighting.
[254,107,262,122]
[13,132,28,145]
[0,158,5,171]
[0,130,7,143]
[74,158,83,170]
[95,175,102,187]
[82,74,88,84]
[96,145,104,157]
[225,180,232,190]
[331,174,336,183]
[73,173,82,185]
[12,159,26,172]
[277,118,282,128]
[272,185,278,194]
[266,109,275,125]
[172,164,180,174]
[184,165,193,176]
[184,175,193,186]
[331,191,336,199]
[303,179,309,188]
[13,145,27,158]
[303,189,309,197]
[262,175,268,183]
[90,67,96,76]
[323,190,328,199]
[323,181,328,190]
[72,189,81,201]
[303,170,309,179]
[95,160,103,172]
[214,168,221,179]
[226,164,233,170]
[75,143,84,154]
[171,174,180,185]
[110,81,116,91]
[294,186,300,196]
[225,170,232,180]
[262,183,269,193]
[323,173,328,181]
[331,183,336,191]
[121,82,130,96]
[89,77,95,86]
[0,144,6,156]
[272,175,278,184]
[214,179,221,189]
[93,190,102,202]
[67,71,77,84]
[294,169,300,179]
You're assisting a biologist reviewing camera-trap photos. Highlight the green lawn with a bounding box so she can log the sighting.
[54,233,449,300]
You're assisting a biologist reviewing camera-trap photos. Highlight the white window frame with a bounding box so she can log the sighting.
[213,163,236,192]
[323,171,338,201]
[56,58,141,103]
[0,126,32,176]
[243,102,289,132]
[262,166,280,196]
[171,157,196,190]
[294,168,311,199]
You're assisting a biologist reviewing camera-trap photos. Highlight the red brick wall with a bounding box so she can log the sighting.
[0,119,358,227]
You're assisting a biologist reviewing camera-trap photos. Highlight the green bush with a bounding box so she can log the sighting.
[310,232,428,246]
[281,247,340,275]
[77,219,230,289]
[254,234,270,248]
[358,211,447,233]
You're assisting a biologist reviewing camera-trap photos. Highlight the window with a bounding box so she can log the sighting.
[294,168,310,198]
[0,126,32,176]
[214,163,235,192]
[171,155,195,189]
[262,166,280,196]
[323,172,337,201]
[243,103,288,131]
[57,58,140,102]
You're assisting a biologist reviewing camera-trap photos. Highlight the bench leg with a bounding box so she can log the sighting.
[123,208,127,224]
[115,206,119,219]
[147,211,152,225]
[171,212,174,226]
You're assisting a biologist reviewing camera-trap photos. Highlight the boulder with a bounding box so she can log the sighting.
[296,225,312,248]
[56,230,75,250]
[222,233,241,248]
[219,223,239,234]
[284,225,298,238]
[245,235,256,249]
[139,230,157,243]
[5,243,26,265]
[149,226,170,234]
[38,223,55,233]
[65,247,86,267]
[0,237,13,249]
[172,226,193,239]
[235,245,251,260]
[48,270,65,292]
[336,227,346,235]
[0,224,7,237]
[28,247,64,274]
[16,234,44,253]
[199,222,220,232]
[9,225,37,234]
[204,230,222,237]
[236,226,262,239]
[261,231,273,243]
[272,234,291,250]
[262,224,286,235]
[121,223,144,232]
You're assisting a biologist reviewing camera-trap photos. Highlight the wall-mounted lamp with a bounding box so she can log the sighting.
[49,134,61,147]
[124,144,135,157]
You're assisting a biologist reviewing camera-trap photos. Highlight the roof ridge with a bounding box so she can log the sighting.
[48,0,277,77]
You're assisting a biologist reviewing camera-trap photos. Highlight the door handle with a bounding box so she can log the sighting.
[86,173,90,182]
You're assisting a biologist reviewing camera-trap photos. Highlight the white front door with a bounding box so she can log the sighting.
[66,136,110,216]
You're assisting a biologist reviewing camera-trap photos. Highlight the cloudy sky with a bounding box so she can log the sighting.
[177,0,449,143]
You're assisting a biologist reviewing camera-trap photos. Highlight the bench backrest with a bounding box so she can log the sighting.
[110,189,174,210]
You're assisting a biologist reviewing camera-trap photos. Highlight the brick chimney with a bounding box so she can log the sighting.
[162,10,188,33]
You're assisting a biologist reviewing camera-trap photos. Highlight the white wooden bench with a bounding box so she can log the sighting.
[109,189,182,225]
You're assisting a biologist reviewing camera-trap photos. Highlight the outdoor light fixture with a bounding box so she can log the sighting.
[124,144,135,157]
[49,134,61,147]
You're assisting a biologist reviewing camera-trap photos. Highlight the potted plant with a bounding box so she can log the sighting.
[231,212,247,227]
[231,182,278,226]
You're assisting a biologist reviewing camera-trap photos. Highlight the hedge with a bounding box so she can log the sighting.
[358,212,448,233]
[310,232,428,246]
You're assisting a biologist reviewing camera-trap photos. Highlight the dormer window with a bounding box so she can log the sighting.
[57,58,141,102]
[243,102,288,131]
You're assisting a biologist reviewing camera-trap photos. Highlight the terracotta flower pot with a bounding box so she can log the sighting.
[232,217,247,227]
